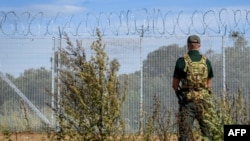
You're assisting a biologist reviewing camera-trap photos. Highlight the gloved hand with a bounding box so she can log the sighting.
[207,87,213,94]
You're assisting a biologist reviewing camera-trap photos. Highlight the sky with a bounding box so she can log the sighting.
[0,0,250,14]
[0,0,250,77]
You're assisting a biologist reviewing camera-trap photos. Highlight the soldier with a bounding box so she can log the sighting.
[172,35,214,141]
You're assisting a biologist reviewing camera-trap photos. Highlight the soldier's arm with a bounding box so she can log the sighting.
[172,77,180,92]
[207,78,212,88]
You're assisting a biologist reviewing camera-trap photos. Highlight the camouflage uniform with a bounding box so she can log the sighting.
[173,50,214,141]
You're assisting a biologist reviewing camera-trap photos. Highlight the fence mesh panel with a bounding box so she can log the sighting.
[1,35,250,132]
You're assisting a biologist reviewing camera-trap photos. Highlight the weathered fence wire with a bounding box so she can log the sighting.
[0,8,250,133]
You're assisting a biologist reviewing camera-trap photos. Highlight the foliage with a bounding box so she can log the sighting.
[143,44,186,77]
[49,29,128,141]
[143,93,177,141]
[0,68,52,132]
[0,68,51,108]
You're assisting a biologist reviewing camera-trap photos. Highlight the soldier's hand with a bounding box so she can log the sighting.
[207,87,213,94]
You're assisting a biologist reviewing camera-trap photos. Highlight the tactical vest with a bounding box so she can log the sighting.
[181,54,208,89]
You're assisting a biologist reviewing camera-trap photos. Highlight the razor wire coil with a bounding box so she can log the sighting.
[0,8,250,37]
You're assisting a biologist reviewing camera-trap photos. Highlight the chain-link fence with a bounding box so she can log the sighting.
[0,9,250,133]
[1,35,250,132]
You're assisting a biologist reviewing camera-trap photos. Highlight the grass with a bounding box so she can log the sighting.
[0,88,249,141]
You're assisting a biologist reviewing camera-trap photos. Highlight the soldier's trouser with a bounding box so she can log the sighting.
[178,101,212,141]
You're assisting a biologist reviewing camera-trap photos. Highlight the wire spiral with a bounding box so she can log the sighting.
[0,8,250,37]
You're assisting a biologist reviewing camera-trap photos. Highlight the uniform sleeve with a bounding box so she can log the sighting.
[173,57,185,79]
[206,59,214,78]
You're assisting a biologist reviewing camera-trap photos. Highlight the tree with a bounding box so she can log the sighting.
[226,32,250,94]
[230,31,248,48]
[143,44,186,77]
[0,68,51,110]
[16,67,52,107]
[51,29,127,141]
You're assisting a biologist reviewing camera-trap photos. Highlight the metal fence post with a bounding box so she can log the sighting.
[51,36,56,127]
[222,36,226,99]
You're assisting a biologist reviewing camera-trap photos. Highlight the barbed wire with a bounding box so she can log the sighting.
[0,8,250,37]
